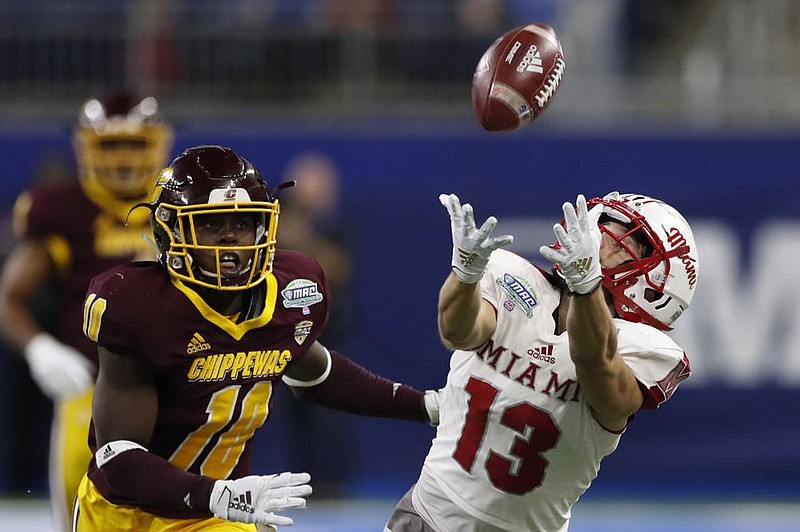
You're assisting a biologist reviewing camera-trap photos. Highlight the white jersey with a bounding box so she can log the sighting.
[413,249,690,532]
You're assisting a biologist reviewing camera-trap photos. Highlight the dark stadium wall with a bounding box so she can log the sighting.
[1,128,798,499]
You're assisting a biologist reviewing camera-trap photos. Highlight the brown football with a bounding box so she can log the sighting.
[472,23,565,132]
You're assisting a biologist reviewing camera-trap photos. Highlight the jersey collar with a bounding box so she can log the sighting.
[171,274,278,340]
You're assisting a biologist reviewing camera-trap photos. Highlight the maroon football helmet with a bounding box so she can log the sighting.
[74,90,173,201]
[149,146,280,290]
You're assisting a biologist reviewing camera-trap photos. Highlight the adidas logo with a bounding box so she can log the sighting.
[570,257,593,277]
[458,247,479,267]
[101,444,115,461]
[516,44,543,74]
[229,491,255,514]
[187,333,212,354]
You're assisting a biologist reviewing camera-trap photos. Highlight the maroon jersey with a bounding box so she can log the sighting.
[82,250,330,517]
[14,180,153,364]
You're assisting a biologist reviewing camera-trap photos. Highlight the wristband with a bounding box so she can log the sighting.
[96,440,148,467]
[568,277,603,296]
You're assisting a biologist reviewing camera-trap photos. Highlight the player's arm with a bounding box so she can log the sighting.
[437,273,497,351]
[93,345,310,526]
[285,341,439,425]
[540,196,642,431]
[91,345,215,511]
[92,345,159,456]
[566,289,642,431]
[0,239,52,350]
[437,193,512,350]
[0,239,93,399]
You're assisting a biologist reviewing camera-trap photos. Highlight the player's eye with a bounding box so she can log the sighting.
[622,235,644,259]
[196,216,221,230]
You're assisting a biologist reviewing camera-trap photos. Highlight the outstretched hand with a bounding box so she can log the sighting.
[440,193,513,284]
[539,195,604,294]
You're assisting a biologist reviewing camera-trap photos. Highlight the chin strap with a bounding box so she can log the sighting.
[239,282,266,322]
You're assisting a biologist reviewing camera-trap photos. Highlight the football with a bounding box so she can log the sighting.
[471,23,565,132]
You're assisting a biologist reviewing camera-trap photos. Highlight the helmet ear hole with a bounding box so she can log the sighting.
[644,288,663,303]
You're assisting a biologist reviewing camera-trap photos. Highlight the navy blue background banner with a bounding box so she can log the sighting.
[1,127,799,499]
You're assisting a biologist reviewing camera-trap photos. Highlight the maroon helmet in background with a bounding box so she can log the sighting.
[149,145,280,291]
[74,90,174,201]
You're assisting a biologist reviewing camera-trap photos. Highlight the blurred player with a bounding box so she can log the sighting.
[386,192,698,532]
[73,145,439,530]
[274,152,355,496]
[0,91,173,532]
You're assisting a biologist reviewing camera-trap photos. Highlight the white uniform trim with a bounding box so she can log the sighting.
[281,345,332,388]
[95,440,148,468]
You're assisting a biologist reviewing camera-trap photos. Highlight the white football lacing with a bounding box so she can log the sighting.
[534,57,565,109]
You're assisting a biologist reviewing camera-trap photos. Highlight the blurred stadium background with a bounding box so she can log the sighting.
[1,0,799,530]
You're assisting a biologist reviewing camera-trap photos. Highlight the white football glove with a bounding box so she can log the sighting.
[439,193,514,284]
[424,389,440,426]
[209,472,312,527]
[539,195,604,295]
[24,333,94,401]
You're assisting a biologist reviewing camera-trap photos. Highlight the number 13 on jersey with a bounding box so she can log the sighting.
[453,377,561,495]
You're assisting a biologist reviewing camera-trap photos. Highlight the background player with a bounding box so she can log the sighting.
[272,152,355,497]
[0,92,173,532]
[74,145,439,530]
[386,192,698,531]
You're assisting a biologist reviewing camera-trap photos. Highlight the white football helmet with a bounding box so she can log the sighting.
[589,192,699,330]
